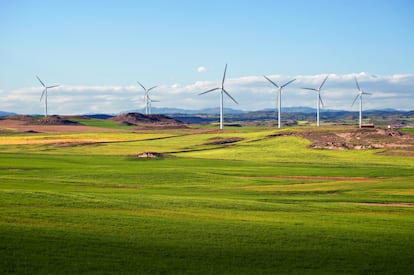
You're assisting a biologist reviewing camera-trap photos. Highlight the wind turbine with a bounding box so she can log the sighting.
[137,81,158,115]
[301,75,329,127]
[263,75,296,128]
[148,96,159,115]
[199,64,238,130]
[36,76,59,117]
[352,77,372,128]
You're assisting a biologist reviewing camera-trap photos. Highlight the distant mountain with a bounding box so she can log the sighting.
[127,107,246,115]
[198,107,246,115]
[2,107,413,127]
[366,108,398,112]
[128,107,320,115]
[123,107,414,118]
[0,111,16,117]
[168,108,414,126]
[83,114,115,119]
[283,107,316,113]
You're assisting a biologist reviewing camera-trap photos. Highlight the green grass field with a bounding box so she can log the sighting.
[1,125,414,274]
[401,127,414,134]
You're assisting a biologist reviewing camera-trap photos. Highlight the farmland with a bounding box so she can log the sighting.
[1,120,414,274]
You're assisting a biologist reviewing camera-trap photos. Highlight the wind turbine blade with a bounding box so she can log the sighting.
[147,95,160,101]
[199,87,220,95]
[47,85,59,89]
[362,92,372,95]
[148,85,158,92]
[40,88,46,101]
[263,75,279,88]
[319,95,325,108]
[354,77,361,91]
[137,81,146,91]
[301,87,318,91]
[221,64,227,87]
[36,76,46,87]
[351,94,360,107]
[281,78,296,88]
[223,88,238,104]
[319,75,329,90]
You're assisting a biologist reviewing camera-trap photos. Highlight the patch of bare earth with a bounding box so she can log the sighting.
[270,128,414,153]
[112,113,188,129]
[0,117,118,133]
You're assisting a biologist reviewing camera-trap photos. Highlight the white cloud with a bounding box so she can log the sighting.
[197,66,206,73]
[1,73,413,114]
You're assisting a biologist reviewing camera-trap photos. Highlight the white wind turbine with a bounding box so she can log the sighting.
[263,75,296,128]
[352,77,372,128]
[148,97,160,115]
[36,76,59,117]
[137,81,158,115]
[301,75,329,127]
[199,64,238,130]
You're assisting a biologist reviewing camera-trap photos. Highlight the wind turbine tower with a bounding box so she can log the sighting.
[301,75,329,127]
[264,76,296,128]
[352,77,372,128]
[36,76,59,117]
[199,64,238,130]
[148,97,160,115]
[137,81,158,115]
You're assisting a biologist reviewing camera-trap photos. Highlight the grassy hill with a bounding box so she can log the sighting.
[1,122,414,274]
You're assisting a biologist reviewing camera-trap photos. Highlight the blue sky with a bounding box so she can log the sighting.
[1,0,413,114]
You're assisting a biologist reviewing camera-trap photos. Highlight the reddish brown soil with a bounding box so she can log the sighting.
[0,119,116,133]
[112,113,188,129]
[270,128,414,152]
